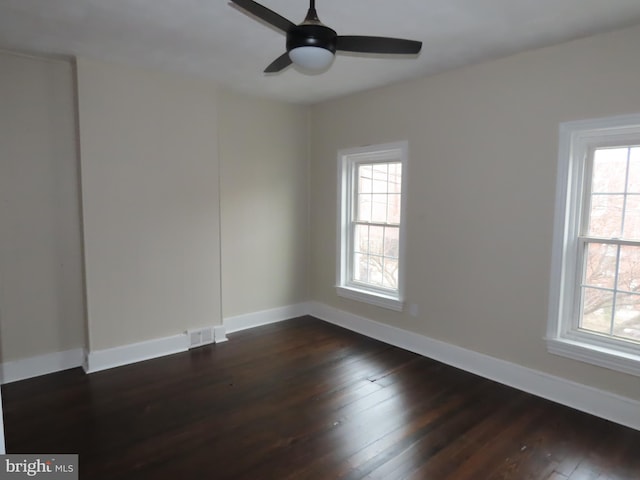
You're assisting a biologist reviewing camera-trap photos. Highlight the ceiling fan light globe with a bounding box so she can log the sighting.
[289,46,334,71]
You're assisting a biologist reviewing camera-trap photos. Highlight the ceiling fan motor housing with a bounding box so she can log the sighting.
[286,24,337,54]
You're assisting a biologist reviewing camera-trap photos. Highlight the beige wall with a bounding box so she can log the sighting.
[310,24,640,400]
[76,58,222,351]
[218,90,309,318]
[0,51,85,363]
[0,52,310,359]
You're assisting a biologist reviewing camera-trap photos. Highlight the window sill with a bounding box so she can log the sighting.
[546,336,640,377]
[336,286,404,312]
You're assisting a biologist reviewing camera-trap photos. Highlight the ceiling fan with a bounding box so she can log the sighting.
[230,0,422,73]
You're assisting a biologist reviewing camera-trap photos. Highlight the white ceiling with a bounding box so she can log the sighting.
[1,0,640,104]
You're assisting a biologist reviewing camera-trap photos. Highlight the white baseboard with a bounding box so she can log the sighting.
[214,325,228,343]
[309,301,640,432]
[85,334,189,374]
[224,302,310,334]
[84,303,311,372]
[0,303,306,381]
[0,348,84,384]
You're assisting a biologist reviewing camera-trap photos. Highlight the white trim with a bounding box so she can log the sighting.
[84,335,189,374]
[546,337,640,377]
[310,301,640,432]
[559,112,640,133]
[0,348,84,384]
[0,302,310,379]
[214,325,228,343]
[336,286,403,311]
[548,113,640,374]
[336,141,408,311]
[224,303,310,334]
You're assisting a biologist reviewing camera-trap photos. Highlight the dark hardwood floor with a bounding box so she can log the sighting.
[2,316,639,479]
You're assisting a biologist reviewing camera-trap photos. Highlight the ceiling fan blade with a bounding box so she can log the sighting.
[336,36,422,55]
[264,52,292,73]
[230,0,295,33]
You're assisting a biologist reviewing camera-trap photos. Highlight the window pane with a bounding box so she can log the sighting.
[368,226,384,256]
[387,194,401,224]
[372,164,388,193]
[354,224,369,254]
[371,194,388,223]
[583,242,617,290]
[580,287,613,334]
[359,165,373,193]
[384,227,399,258]
[592,148,628,193]
[383,258,399,289]
[628,147,639,193]
[618,245,640,293]
[353,252,367,283]
[388,163,402,193]
[588,195,623,237]
[623,195,640,240]
[612,293,640,341]
[357,194,372,222]
[367,255,384,286]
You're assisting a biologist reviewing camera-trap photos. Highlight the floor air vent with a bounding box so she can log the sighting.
[188,327,215,349]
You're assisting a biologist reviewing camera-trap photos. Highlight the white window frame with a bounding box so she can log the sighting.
[547,113,640,376]
[336,141,408,311]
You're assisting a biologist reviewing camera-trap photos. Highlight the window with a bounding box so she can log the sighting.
[548,114,640,375]
[337,142,407,311]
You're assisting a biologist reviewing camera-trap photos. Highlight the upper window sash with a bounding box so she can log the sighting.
[351,160,402,228]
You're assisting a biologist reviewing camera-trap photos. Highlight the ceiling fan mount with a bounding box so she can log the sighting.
[287,24,337,54]
[230,0,422,73]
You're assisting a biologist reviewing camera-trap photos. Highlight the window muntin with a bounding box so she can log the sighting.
[337,142,407,311]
